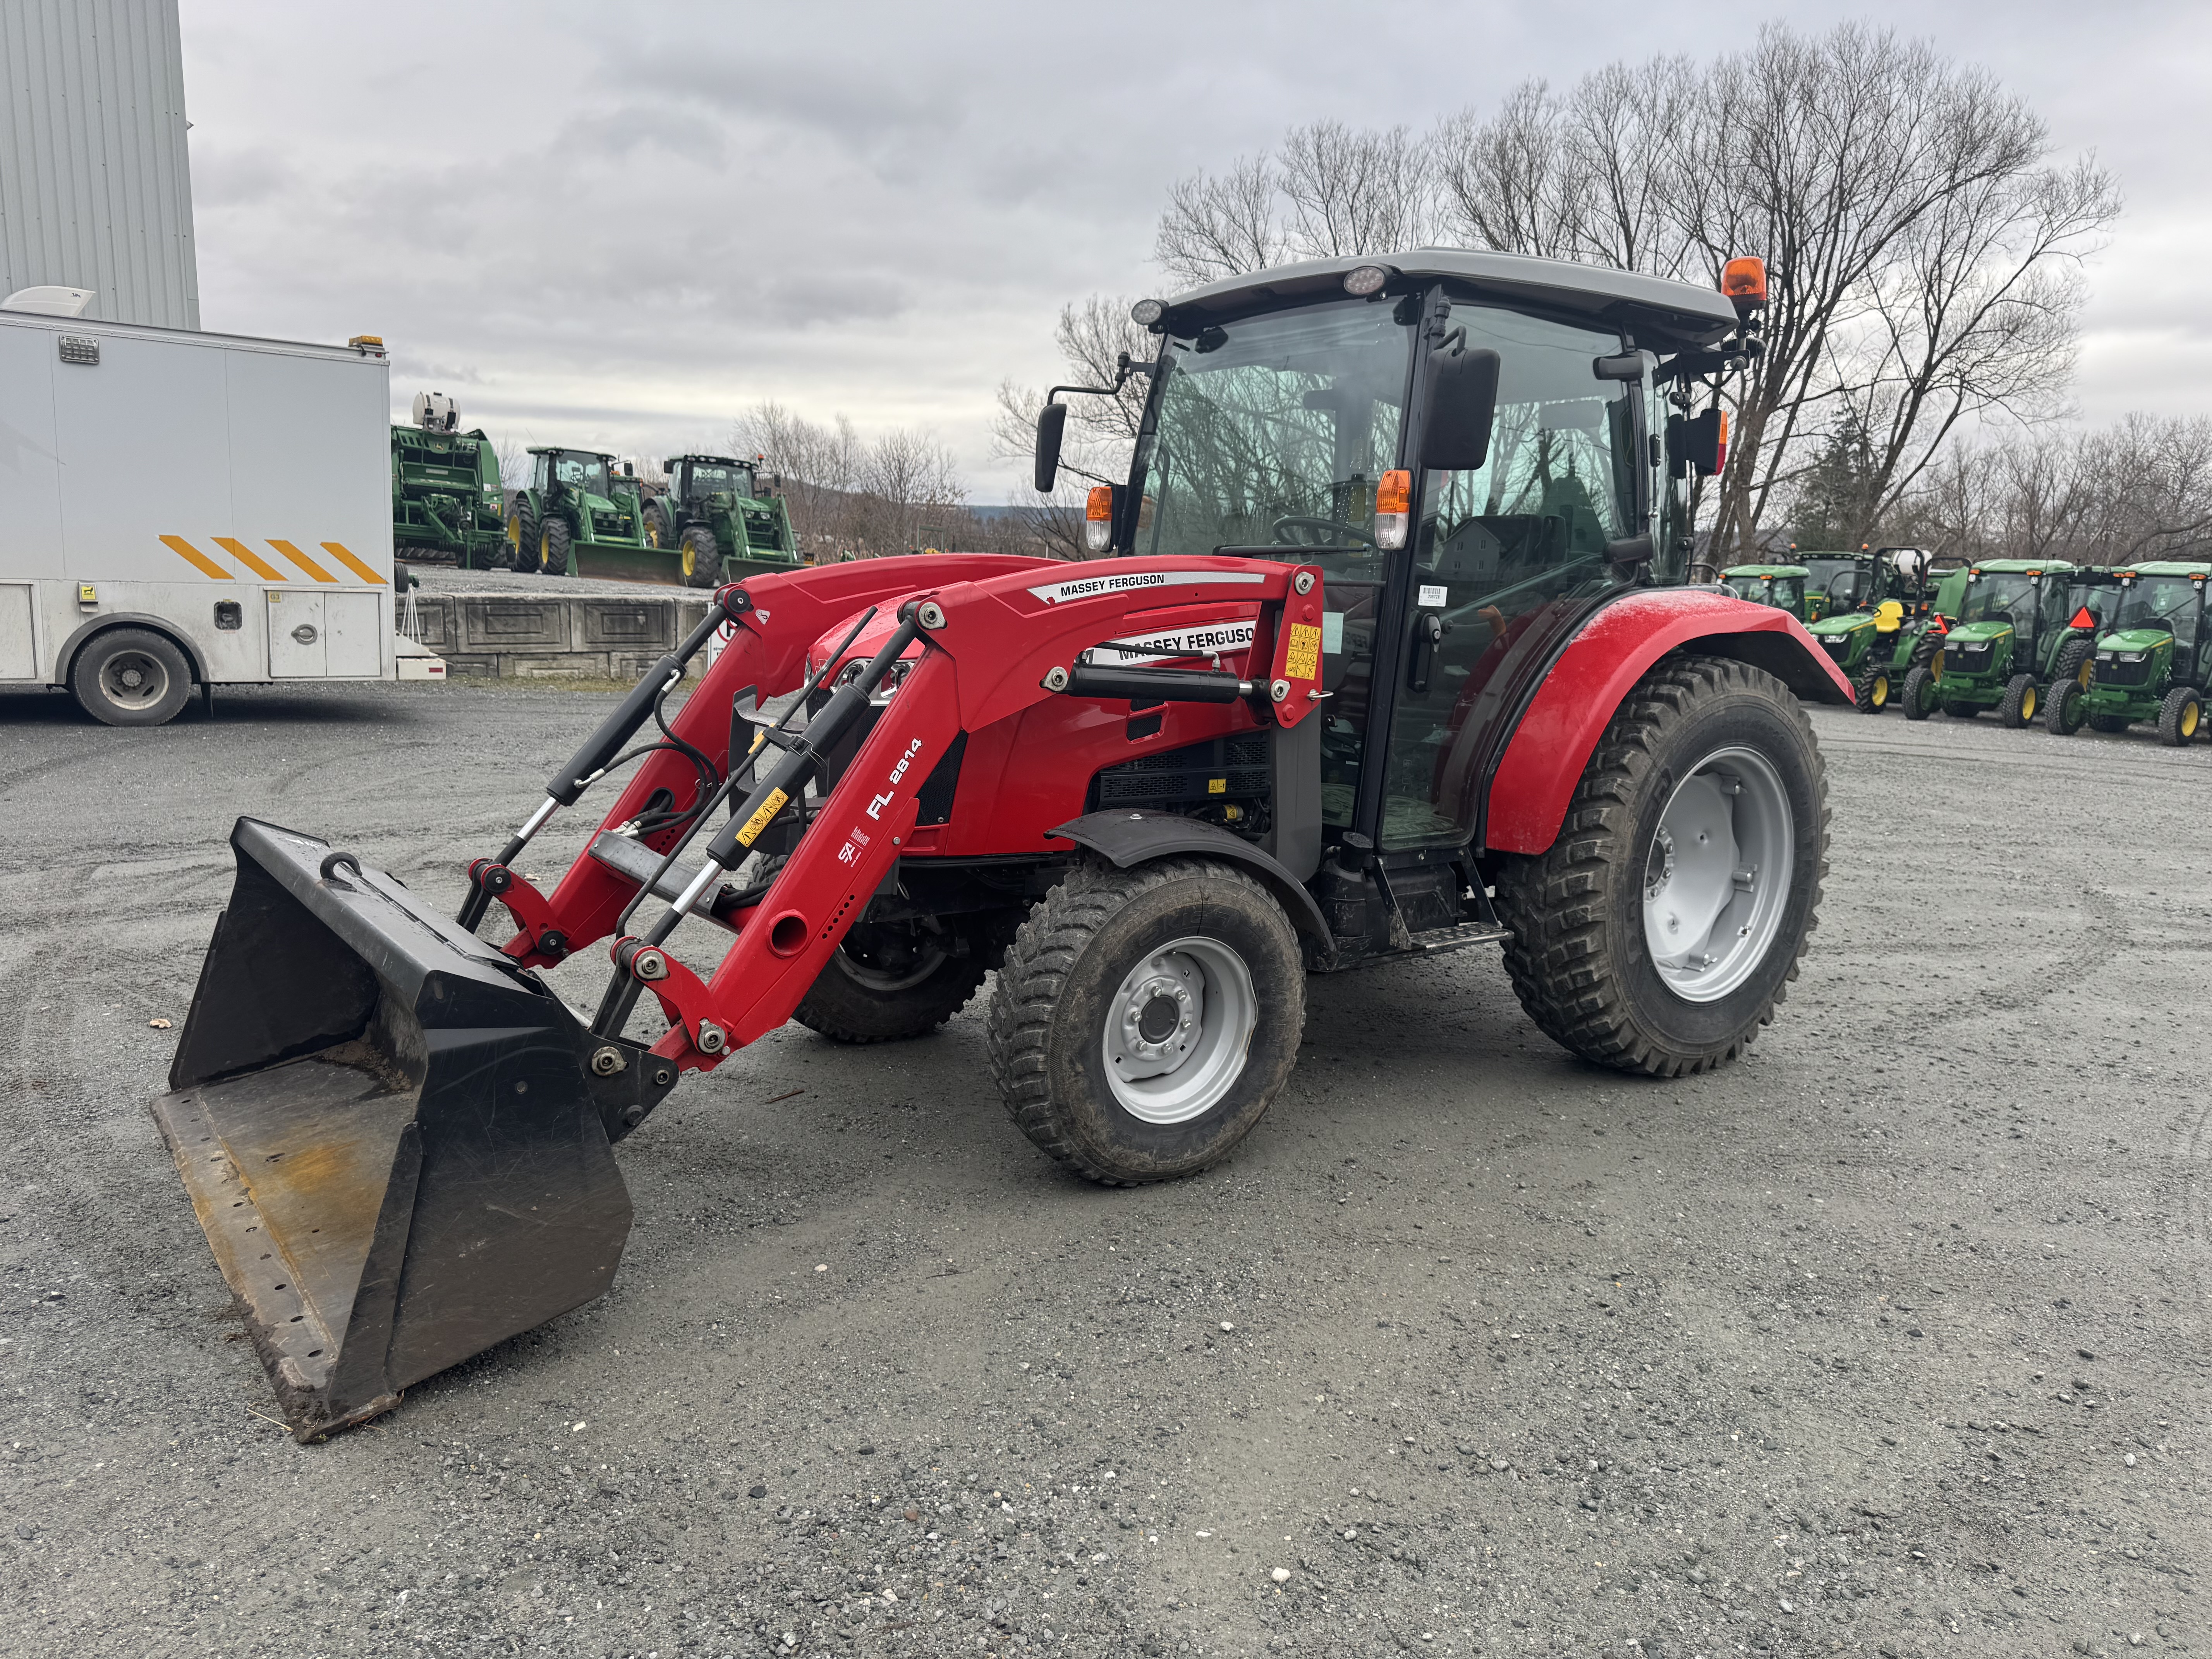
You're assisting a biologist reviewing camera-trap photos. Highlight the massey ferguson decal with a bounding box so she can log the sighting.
[1082,620,1257,667]
[1026,568,1266,605]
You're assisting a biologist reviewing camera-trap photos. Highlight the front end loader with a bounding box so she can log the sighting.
[2045,562,2212,742]
[153,249,1853,1438]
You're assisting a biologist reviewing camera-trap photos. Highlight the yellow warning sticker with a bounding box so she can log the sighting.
[1283,622,1322,682]
[1208,777,1227,794]
[735,787,789,848]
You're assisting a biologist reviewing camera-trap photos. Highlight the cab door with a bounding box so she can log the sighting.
[1371,302,1646,851]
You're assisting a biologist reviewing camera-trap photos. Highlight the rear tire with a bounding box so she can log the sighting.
[539,517,572,577]
[2051,636,2094,690]
[2045,679,2086,735]
[1854,670,1889,714]
[71,627,193,726]
[1902,663,1935,721]
[987,858,1305,1184]
[505,501,537,572]
[793,926,988,1043]
[680,525,722,589]
[2159,686,2202,746]
[642,500,672,550]
[1999,674,2039,728]
[1492,654,1826,1078]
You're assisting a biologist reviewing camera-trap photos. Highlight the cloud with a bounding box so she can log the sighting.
[179,0,2207,496]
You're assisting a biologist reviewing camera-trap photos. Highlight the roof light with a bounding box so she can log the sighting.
[1130,299,1165,326]
[1721,258,1768,310]
[1084,485,1115,554]
[1343,264,1389,297]
[1374,470,1412,550]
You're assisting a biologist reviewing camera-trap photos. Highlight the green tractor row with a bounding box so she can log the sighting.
[1908,560,2116,727]
[1724,550,1960,713]
[390,393,508,569]
[2044,562,2212,744]
[506,447,806,585]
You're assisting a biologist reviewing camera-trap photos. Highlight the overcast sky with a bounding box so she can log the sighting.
[180,0,2211,498]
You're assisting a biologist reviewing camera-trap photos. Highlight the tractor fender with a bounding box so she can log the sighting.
[56,612,210,688]
[1048,810,1333,945]
[1484,589,1853,856]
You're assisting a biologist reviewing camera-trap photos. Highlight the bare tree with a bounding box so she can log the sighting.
[993,295,1156,558]
[1155,155,1288,288]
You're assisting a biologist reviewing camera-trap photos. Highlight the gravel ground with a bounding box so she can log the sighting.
[0,678,2206,1659]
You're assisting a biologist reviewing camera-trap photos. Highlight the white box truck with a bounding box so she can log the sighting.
[0,308,443,725]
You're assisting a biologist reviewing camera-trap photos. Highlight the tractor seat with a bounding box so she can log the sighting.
[1873,600,1906,634]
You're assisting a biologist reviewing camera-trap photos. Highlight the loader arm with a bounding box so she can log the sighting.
[602,557,1327,1075]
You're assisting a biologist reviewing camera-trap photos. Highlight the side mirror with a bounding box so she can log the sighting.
[1419,345,1501,472]
[1034,402,1068,494]
[1669,409,1726,477]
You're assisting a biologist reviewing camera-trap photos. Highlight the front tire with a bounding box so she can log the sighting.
[505,501,537,571]
[987,858,1305,1184]
[642,500,672,550]
[2045,679,2086,734]
[1493,654,1827,1078]
[1902,663,1936,721]
[70,627,193,726]
[1854,670,1890,714]
[1999,674,2039,728]
[793,926,988,1043]
[679,525,722,589]
[2159,685,2202,746]
[539,516,572,577]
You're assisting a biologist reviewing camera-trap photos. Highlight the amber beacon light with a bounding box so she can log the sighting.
[1721,257,1768,312]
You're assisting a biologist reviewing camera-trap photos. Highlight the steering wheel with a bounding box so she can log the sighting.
[1271,515,1377,549]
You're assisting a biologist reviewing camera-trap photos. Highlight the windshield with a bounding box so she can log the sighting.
[1135,301,1412,560]
[554,454,611,495]
[2113,577,2204,635]
[1961,572,2037,630]
[687,462,748,498]
[1803,558,1869,607]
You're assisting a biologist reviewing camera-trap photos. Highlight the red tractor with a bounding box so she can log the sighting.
[155,251,1850,1437]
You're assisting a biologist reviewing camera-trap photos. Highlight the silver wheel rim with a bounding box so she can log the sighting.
[1101,935,1257,1125]
[1640,745,1795,1004]
[100,649,169,710]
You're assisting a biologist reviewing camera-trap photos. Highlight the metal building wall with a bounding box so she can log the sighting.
[0,0,199,329]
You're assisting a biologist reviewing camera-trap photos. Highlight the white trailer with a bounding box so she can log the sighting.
[0,309,438,725]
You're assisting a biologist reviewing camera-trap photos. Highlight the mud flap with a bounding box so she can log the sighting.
[152,819,674,1440]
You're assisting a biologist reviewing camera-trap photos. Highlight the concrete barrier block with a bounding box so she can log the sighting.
[579,600,675,651]
[464,599,568,650]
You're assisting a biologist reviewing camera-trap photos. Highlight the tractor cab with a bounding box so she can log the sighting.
[1719,564,1811,619]
[1798,552,1879,622]
[668,453,765,506]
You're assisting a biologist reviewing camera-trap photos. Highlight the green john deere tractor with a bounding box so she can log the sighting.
[1797,550,1874,623]
[506,448,649,577]
[391,393,508,569]
[641,454,804,588]
[1800,550,1950,713]
[1908,558,2105,727]
[2047,569,2123,694]
[1719,563,1811,619]
[2044,562,2212,744]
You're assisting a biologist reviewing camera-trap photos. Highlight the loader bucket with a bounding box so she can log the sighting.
[151,819,674,1440]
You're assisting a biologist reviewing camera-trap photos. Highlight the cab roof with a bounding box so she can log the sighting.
[2121,560,2212,577]
[668,453,751,465]
[1969,558,2074,574]
[526,445,616,460]
[1160,248,1741,353]
[1723,564,1809,579]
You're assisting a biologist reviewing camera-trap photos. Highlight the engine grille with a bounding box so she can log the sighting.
[2095,654,2153,687]
[1819,633,1852,662]
[1093,733,1271,809]
[1944,642,1994,673]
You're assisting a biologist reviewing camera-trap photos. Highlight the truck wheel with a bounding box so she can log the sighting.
[1901,664,1935,721]
[2158,686,2202,746]
[642,500,671,550]
[1854,670,1889,714]
[71,627,193,727]
[2051,636,2094,689]
[2089,713,2131,734]
[1999,674,2039,728]
[680,526,722,589]
[539,517,572,577]
[2045,679,2086,735]
[1493,654,1826,1078]
[794,926,988,1043]
[987,858,1304,1184]
[505,501,536,571]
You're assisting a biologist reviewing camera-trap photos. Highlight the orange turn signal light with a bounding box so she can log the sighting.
[1375,469,1411,551]
[1084,485,1114,553]
[1721,257,1768,309]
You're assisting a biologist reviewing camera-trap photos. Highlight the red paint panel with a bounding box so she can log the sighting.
[1483,590,1853,856]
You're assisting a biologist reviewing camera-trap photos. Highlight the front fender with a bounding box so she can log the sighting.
[1484,589,1852,857]
[1049,810,1333,945]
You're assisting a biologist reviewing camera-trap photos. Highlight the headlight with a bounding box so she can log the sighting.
[2121,652,2147,663]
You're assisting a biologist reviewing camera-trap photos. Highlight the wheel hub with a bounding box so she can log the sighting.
[1640,747,1794,1004]
[1103,938,1257,1124]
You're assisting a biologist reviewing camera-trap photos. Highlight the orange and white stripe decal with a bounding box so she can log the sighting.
[158,535,387,585]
